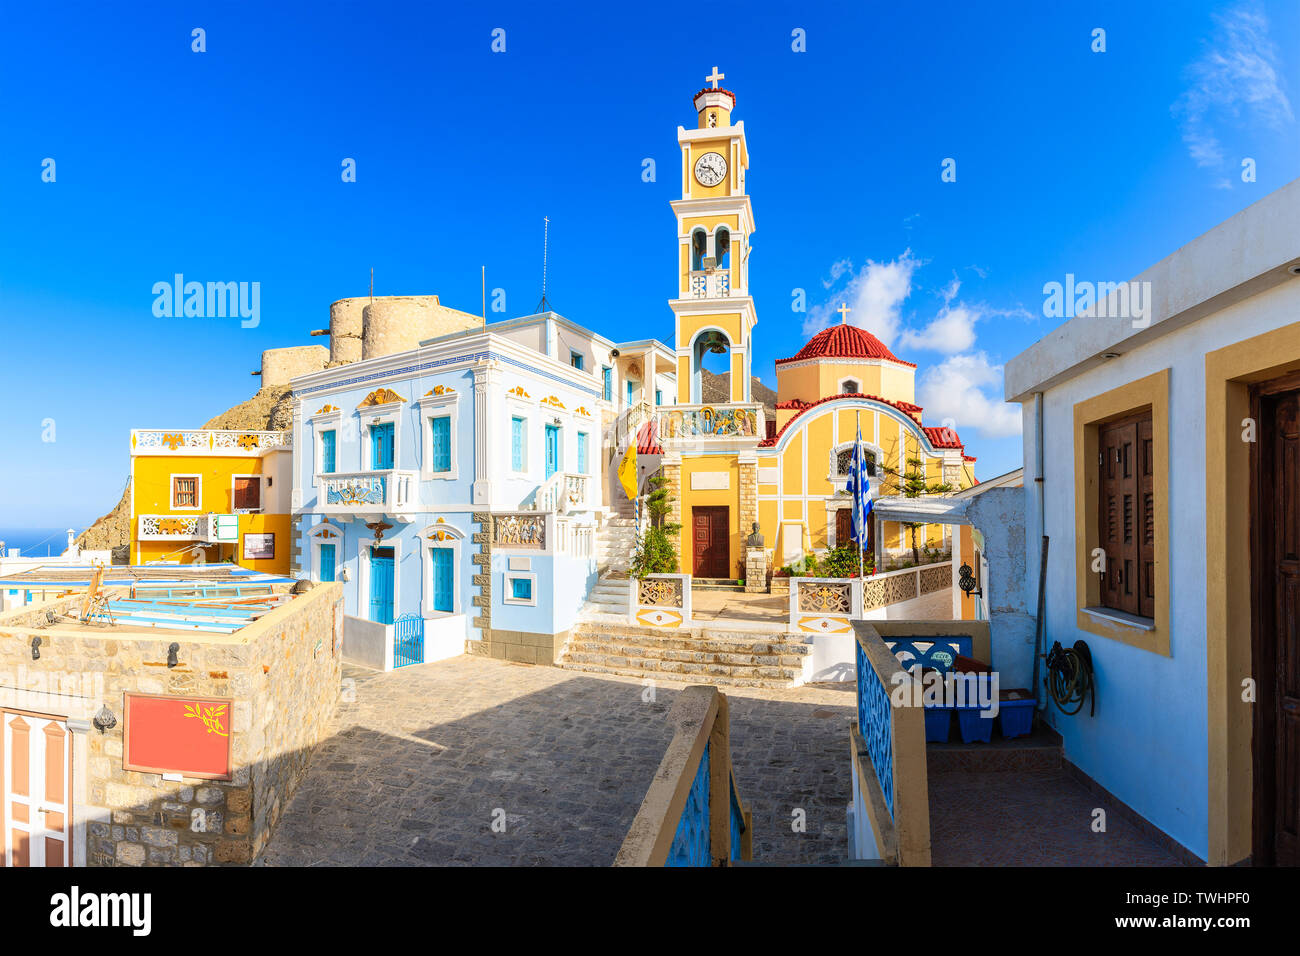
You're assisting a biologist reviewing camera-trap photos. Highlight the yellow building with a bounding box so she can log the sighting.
[657,72,976,579]
[129,429,294,575]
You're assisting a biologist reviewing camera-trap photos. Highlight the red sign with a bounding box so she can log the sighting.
[122,694,233,780]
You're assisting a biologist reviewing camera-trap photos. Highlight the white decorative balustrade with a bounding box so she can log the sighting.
[529,471,591,513]
[628,573,692,628]
[787,561,955,634]
[132,429,291,457]
[316,470,417,516]
[137,515,200,541]
[689,270,731,298]
[554,517,595,558]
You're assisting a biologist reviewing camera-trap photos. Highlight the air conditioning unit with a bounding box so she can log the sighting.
[197,514,239,544]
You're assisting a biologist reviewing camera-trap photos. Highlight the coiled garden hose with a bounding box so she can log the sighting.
[1045,639,1095,717]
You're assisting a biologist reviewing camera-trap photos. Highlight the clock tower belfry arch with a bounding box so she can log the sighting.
[670,67,757,405]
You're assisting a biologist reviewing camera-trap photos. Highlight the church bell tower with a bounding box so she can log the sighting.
[669,67,758,405]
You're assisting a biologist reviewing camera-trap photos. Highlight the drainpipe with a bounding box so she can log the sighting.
[1031,391,1047,711]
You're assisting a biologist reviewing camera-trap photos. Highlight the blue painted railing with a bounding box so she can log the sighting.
[729,772,744,863]
[614,686,751,867]
[856,635,896,819]
[666,743,711,866]
[394,613,424,667]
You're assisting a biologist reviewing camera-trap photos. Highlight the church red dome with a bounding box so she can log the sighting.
[774,323,915,368]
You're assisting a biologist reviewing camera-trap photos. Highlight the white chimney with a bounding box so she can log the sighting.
[65,528,77,556]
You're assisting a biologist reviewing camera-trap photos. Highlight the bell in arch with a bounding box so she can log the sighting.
[698,330,729,355]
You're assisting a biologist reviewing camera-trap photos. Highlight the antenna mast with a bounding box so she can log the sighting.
[536,216,551,313]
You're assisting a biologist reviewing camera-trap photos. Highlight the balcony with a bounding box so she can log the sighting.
[137,514,238,543]
[689,270,731,299]
[655,403,765,450]
[315,470,418,517]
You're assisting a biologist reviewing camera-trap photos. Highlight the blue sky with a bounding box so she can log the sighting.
[1,0,1297,528]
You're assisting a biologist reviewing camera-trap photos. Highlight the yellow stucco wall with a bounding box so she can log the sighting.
[131,454,291,574]
[675,455,743,579]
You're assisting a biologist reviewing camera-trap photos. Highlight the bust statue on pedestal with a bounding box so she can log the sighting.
[745,521,764,549]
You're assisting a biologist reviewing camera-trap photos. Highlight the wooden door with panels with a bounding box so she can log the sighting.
[692,506,730,579]
[1251,374,1300,867]
[2,709,72,867]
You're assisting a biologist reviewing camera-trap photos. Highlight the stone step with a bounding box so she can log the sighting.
[568,630,810,657]
[565,641,808,668]
[557,660,797,690]
[563,651,802,681]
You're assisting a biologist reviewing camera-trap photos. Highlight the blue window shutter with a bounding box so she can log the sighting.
[431,417,451,472]
[603,367,613,401]
[578,433,588,474]
[318,544,336,582]
[432,548,453,613]
[321,430,336,474]
[511,577,532,600]
[511,417,524,471]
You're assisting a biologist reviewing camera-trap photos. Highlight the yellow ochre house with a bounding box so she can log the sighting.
[129,428,294,575]
[647,70,977,580]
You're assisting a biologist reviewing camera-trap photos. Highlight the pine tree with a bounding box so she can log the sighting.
[881,457,953,564]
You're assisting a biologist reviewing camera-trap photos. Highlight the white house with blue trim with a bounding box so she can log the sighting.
[289,310,675,669]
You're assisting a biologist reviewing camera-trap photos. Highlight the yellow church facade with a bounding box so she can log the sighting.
[654,72,976,580]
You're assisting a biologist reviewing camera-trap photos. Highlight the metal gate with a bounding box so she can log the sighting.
[394,614,424,668]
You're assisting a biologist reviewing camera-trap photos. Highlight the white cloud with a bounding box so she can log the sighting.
[898,302,979,354]
[916,352,1022,439]
[803,249,920,343]
[1172,3,1294,173]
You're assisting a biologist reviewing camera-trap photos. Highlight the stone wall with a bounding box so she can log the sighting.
[0,583,343,866]
[259,345,329,388]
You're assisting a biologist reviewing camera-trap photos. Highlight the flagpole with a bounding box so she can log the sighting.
[856,411,863,580]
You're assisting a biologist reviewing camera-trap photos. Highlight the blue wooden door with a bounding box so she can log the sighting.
[318,544,336,582]
[371,422,395,470]
[544,425,560,478]
[369,547,394,624]
[431,548,453,613]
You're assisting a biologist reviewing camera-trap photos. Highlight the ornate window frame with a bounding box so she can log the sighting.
[418,522,463,617]
[309,405,344,489]
[416,388,460,481]
[307,522,344,583]
[359,401,404,472]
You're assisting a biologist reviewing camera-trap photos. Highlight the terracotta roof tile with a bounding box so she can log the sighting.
[775,324,916,368]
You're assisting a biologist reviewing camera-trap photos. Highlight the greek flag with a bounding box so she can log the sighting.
[846,422,873,547]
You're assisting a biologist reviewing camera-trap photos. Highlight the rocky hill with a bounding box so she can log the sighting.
[74,386,291,557]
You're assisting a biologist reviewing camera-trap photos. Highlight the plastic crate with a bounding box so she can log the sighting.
[924,706,952,743]
[955,706,995,743]
[999,695,1036,739]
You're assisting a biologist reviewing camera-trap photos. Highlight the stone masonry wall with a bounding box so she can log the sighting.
[0,583,342,866]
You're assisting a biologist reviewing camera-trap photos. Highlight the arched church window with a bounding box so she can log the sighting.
[837,447,876,477]
[842,379,859,394]
[691,229,708,271]
[715,227,730,269]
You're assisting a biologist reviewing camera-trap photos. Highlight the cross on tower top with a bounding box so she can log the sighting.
[706,66,725,89]
[837,302,852,325]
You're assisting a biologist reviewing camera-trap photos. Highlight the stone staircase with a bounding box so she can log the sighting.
[580,573,630,619]
[557,623,811,689]
[594,497,638,575]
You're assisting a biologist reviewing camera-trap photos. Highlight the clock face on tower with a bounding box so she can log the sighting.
[693,151,728,187]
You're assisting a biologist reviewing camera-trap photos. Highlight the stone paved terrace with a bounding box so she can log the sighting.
[928,768,1189,866]
[257,657,857,866]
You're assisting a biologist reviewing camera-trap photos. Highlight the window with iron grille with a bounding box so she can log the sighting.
[836,447,876,477]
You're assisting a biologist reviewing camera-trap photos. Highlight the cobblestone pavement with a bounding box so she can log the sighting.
[257,656,856,866]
